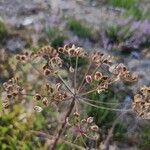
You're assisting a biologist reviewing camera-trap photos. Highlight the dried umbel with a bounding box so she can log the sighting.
[3,77,23,99]
[132,86,150,119]
[2,44,139,149]
[58,44,85,57]
[109,63,137,82]
[90,52,111,66]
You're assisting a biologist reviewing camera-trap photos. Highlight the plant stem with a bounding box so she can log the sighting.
[51,97,76,150]
[74,56,78,94]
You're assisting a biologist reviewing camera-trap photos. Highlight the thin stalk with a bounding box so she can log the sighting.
[103,111,127,150]
[81,97,124,106]
[51,97,76,150]
[79,99,131,112]
[79,88,97,97]
[77,62,92,92]
[74,56,78,94]
[57,74,74,95]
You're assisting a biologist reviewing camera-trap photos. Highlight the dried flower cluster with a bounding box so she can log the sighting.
[1,44,142,149]
[2,77,22,109]
[67,115,99,140]
[132,86,150,119]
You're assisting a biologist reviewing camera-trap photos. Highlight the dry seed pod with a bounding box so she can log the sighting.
[90,125,99,131]
[7,94,12,99]
[81,119,87,124]
[16,55,21,60]
[87,117,94,124]
[132,86,150,119]
[73,111,80,117]
[44,69,51,76]
[45,84,50,91]
[58,47,64,53]
[68,48,75,56]
[34,93,42,101]
[69,66,74,73]
[42,97,49,107]
[24,51,29,56]
[34,106,43,112]
[21,55,26,61]
[94,72,102,81]
[56,83,61,91]
[3,103,9,109]
[85,75,92,83]
[12,91,18,97]
[97,87,106,94]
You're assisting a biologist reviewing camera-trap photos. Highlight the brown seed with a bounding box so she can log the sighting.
[87,117,94,123]
[6,85,13,92]
[45,84,50,91]
[74,112,80,117]
[42,97,49,107]
[12,92,18,97]
[69,66,74,73]
[44,69,51,76]
[58,47,64,53]
[85,75,92,83]
[34,106,43,112]
[16,55,21,60]
[34,93,42,101]
[3,103,9,109]
[42,65,47,70]
[56,83,61,91]
[94,72,102,81]
[90,125,99,131]
[24,51,29,56]
[21,55,26,61]
[101,76,108,81]
[7,94,12,99]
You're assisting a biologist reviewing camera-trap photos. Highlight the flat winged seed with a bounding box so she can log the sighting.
[85,75,92,83]
[56,83,61,91]
[90,125,99,131]
[34,106,43,112]
[94,72,102,81]
[69,66,74,73]
[87,117,94,123]
[42,97,49,106]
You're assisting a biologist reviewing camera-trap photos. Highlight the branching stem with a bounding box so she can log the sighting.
[51,97,76,150]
